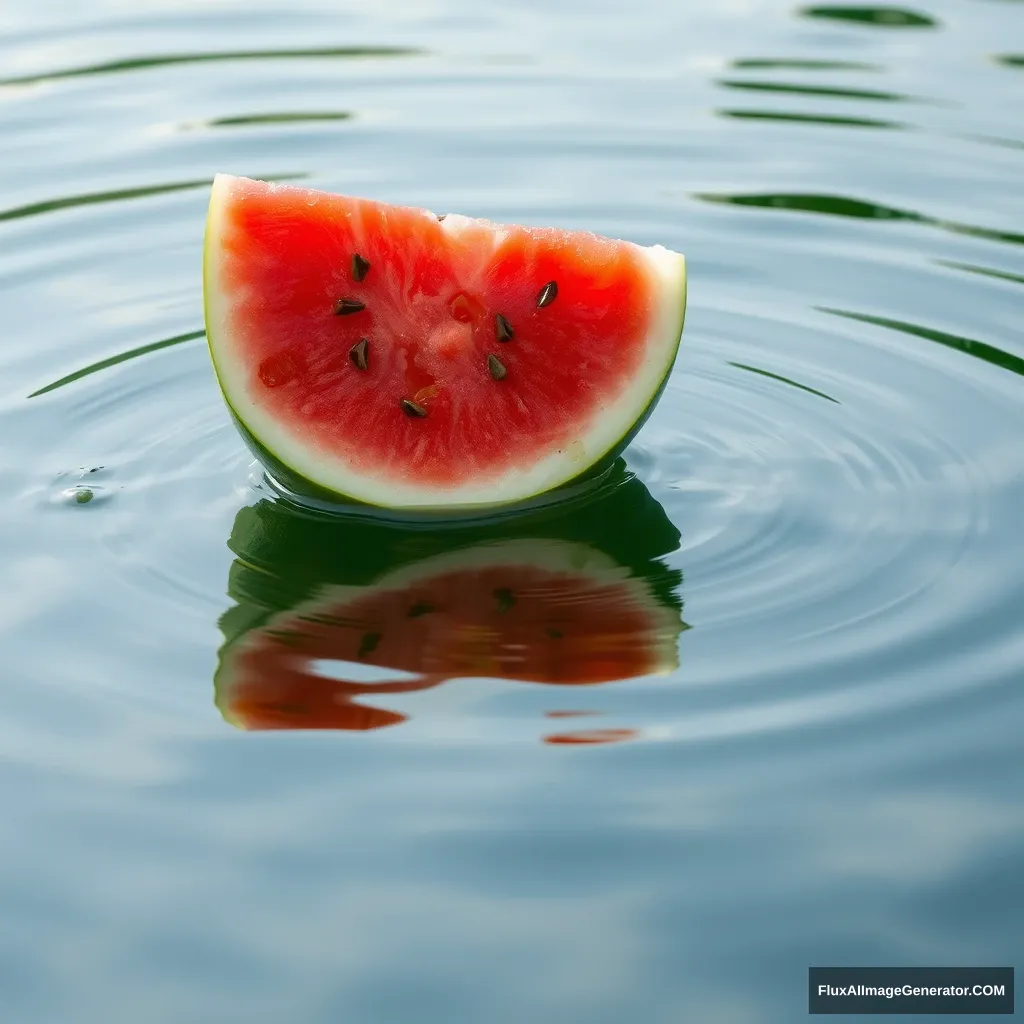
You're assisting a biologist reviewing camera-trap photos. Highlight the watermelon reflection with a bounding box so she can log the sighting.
[215,461,686,732]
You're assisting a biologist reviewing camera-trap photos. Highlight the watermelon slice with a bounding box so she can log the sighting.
[203,174,686,509]
[215,463,687,731]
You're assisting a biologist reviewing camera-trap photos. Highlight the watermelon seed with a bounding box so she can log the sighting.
[546,628,564,639]
[349,338,369,371]
[495,313,514,342]
[334,298,366,315]
[494,588,516,613]
[266,629,304,648]
[536,281,558,308]
[357,631,381,659]
[487,354,507,381]
[401,398,428,418]
[351,253,371,282]
[407,601,434,618]
[437,213,447,222]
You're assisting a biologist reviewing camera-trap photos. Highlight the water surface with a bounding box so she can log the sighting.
[1,1,1022,1021]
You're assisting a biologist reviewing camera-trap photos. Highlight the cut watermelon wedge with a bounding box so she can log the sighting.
[204,174,686,509]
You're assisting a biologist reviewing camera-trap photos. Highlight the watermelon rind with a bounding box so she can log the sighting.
[204,174,687,510]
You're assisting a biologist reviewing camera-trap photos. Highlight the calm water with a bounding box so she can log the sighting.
[1,1,1022,1020]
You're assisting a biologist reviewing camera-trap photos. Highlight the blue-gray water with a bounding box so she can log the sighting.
[1,1,1022,1021]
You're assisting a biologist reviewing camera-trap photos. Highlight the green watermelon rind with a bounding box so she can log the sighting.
[204,175,687,511]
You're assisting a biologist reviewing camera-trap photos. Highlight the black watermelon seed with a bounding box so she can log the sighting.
[357,631,381,659]
[536,281,558,308]
[407,601,434,618]
[266,629,304,648]
[351,253,371,282]
[494,587,516,613]
[401,398,428,418]
[334,298,366,315]
[487,354,507,381]
[495,313,514,342]
[437,213,448,222]
[349,338,369,371]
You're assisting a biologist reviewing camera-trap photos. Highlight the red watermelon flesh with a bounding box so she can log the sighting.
[216,539,682,731]
[204,175,686,509]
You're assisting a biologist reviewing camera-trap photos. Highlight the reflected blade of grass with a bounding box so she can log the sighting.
[961,133,1024,152]
[818,308,1024,376]
[28,330,206,397]
[717,79,908,101]
[0,173,304,224]
[731,58,881,70]
[0,179,209,222]
[0,46,424,88]
[206,111,353,128]
[717,109,904,128]
[728,362,840,403]
[694,192,1024,247]
[696,191,917,220]
[798,5,939,27]
[934,260,1024,287]
[995,54,1023,69]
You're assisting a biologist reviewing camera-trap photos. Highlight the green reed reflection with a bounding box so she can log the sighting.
[0,180,210,223]
[798,5,938,27]
[964,134,1024,152]
[934,261,1024,288]
[28,330,206,398]
[716,110,904,129]
[204,111,353,128]
[0,173,304,225]
[695,191,1024,247]
[820,308,1024,377]
[717,79,909,102]
[0,46,423,88]
[731,58,881,70]
[215,462,686,735]
[728,362,840,403]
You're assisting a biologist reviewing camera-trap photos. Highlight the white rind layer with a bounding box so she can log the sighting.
[204,173,686,509]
